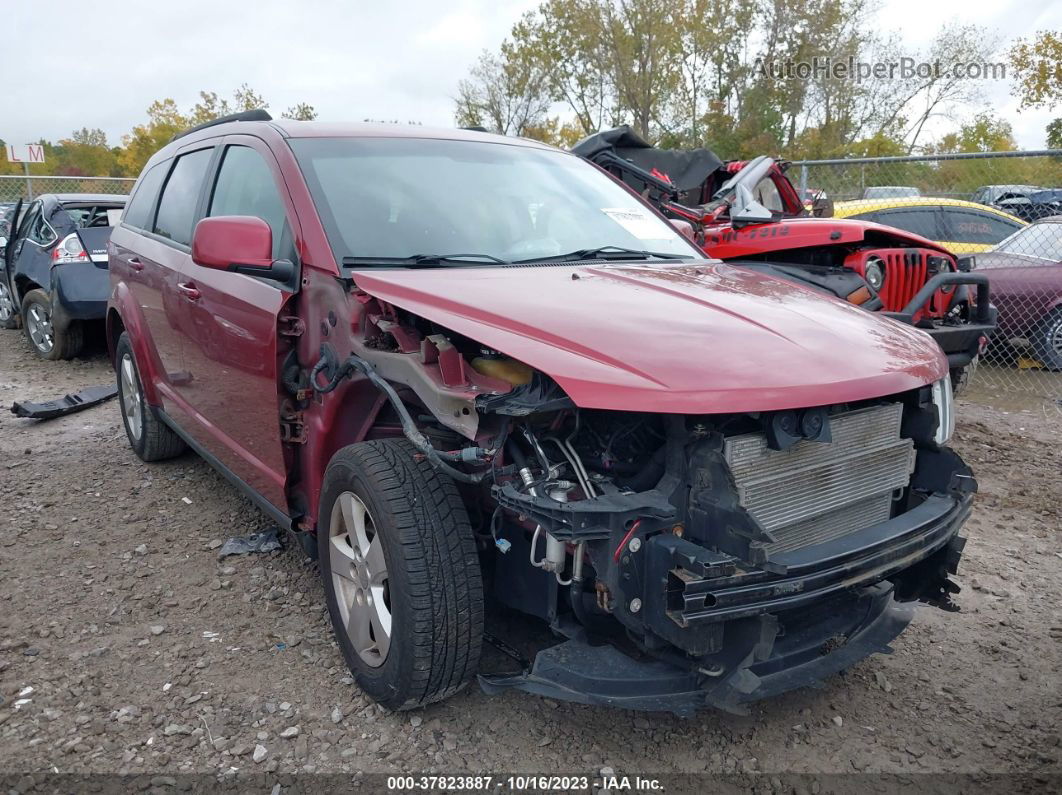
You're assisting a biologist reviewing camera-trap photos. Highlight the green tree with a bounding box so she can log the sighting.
[282,103,318,121]
[1008,31,1062,111]
[454,48,552,135]
[119,99,188,175]
[929,112,1017,154]
[1047,118,1062,149]
[118,86,302,175]
[53,128,122,176]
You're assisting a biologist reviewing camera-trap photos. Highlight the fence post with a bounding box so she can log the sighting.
[799,164,807,196]
[24,164,32,201]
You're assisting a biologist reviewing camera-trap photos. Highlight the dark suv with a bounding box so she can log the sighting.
[1,193,127,358]
[107,111,974,715]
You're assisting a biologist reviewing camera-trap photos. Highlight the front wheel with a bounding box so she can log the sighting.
[318,438,483,710]
[949,356,978,396]
[1031,308,1062,371]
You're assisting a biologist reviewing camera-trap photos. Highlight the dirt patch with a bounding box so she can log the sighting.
[0,329,1059,783]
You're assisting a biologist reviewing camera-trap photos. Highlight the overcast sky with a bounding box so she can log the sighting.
[2,0,1059,151]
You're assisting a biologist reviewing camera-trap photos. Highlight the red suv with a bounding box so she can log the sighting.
[107,111,975,715]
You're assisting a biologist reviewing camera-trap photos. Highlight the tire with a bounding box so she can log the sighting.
[949,356,977,396]
[0,275,19,329]
[21,289,83,360]
[1031,308,1062,371]
[318,438,483,710]
[114,331,186,461]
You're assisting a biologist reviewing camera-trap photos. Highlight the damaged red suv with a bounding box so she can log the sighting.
[107,111,974,715]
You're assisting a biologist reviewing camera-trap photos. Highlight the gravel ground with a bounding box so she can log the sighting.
[0,328,1059,788]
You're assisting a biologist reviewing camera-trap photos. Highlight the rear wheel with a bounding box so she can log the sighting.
[115,331,186,461]
[318,439,483,710]
[0,276,19,329]
[1031,308,1062,371]
[21,289,82,360]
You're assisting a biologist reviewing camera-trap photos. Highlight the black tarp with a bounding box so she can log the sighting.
[571,126,723,193]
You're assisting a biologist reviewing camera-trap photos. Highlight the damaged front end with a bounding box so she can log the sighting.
[330,278,975,716]
[474,382,973,715]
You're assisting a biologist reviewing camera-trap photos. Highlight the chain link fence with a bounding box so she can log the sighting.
[792,150,1062,413]
[0,174,135,203]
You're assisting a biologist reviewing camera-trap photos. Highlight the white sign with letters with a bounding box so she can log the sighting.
[5,144,46,164]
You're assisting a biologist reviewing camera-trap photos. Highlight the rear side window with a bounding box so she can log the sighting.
[154,148,214,246]
[208,146,292,260]
[28,205,56,245]
[941,209,1022,245]
[123,163,167,230]
[862,208,941,240]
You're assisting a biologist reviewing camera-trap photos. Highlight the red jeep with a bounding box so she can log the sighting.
[107,112,974,715]
[572,127,995,390]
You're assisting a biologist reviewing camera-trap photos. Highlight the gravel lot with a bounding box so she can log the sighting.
[0,328,1059,788]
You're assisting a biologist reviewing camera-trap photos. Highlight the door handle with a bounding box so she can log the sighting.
[176,282,201,301]
[128,257,144,272]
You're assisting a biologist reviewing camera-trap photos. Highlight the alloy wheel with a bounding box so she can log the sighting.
[120,353,143,441]
[1050,317,1062,359]
[328,491,392,667]
[0,282,13,323]
[25,301,53,353]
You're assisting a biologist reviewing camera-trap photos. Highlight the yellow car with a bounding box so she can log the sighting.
[833,197,1027,255]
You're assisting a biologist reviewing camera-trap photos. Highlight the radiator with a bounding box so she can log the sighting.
[723,403,915,556]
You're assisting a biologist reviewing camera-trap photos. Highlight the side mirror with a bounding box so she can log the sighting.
[669,218,695,240]
[191,216,293,281]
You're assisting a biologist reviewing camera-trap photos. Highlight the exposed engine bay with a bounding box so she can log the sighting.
[300,292,975,714]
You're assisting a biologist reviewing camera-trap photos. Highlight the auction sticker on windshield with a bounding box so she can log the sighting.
[602,207,665,239]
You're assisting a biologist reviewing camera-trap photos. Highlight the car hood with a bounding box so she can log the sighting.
[704,217,951,260]
[352,261,946,414]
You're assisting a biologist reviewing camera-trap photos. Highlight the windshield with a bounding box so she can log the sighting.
[994,223,1062,260]
[289,137,699,265]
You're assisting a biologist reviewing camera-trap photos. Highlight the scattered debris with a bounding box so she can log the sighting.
[10,384,118,420]
[218,529,282,558]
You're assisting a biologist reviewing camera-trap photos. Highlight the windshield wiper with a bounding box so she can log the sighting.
[514,246,692,264]
[342,253,509,267]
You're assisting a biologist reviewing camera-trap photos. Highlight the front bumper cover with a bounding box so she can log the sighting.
[480,582,912,716]
[480,490,971,715]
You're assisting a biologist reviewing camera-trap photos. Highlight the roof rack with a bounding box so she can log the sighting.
[170,109,273,142]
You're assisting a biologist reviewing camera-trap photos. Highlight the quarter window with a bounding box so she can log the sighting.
[941,209,1022,245]
[123,162,167,230]
[208,146,292,260]
[154,148,214,246]
[27,204,56,246]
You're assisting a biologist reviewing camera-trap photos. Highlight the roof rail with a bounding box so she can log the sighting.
[171,109,273,142]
